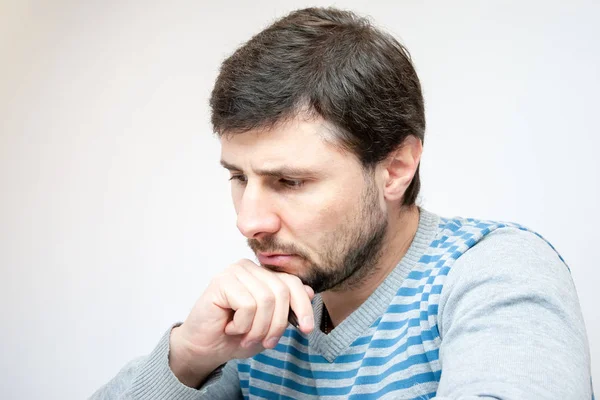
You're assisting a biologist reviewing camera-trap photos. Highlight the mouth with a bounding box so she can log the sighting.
[257,252,298,268]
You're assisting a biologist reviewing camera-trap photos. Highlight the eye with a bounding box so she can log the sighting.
[228,175,247,184]
[279,178,304,189]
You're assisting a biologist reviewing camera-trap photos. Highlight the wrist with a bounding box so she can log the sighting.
[168,326,222,388]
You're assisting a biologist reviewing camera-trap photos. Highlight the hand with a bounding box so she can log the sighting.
[169,259,315,387]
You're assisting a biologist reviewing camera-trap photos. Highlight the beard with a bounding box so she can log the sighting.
[248,175,388,293]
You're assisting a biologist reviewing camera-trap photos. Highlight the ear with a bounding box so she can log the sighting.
[381,136,423,203]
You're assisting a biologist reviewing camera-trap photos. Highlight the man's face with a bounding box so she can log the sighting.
[220,117,388,293]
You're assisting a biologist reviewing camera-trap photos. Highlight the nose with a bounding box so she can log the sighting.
[236,184,281,239]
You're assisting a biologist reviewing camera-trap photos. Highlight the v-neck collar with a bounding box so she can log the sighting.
[303,208,440,362]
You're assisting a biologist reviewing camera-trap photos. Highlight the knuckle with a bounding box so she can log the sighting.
[273,285,289,300]
[234,323,251,335]
[236,258,255,268]
[224,264,241,277]
[243,298,257,312]
[256,292,276,307]
[244,334,260,343]
[212,273,233,291]
[280,273,302,287]
[257,327,270,338]
[250,326,270,341]
[214,270,230,282]
[270,322,288,336]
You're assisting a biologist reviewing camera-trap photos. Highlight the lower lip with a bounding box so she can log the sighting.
[257,254,297,268]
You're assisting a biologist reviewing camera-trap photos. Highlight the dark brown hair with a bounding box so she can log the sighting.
[210,7,425,206]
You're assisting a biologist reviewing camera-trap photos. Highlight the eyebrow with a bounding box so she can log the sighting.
[220,160,321,178]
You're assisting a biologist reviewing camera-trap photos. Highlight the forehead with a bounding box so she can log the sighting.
[219,117,358,171]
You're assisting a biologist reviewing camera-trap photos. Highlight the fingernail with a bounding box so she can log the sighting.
[244,340,259,348]
[302,316,314,330]
[265,337,280,348]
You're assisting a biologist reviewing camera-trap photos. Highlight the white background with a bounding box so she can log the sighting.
[1,1,598,399]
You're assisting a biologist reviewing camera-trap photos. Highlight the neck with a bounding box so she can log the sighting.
[321,205,420,329]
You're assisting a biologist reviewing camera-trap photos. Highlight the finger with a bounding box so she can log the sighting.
[277,274,315,334]
[286,286,315,331]
[304,285,315,300]
[242,264,291,349]
[219,275,257,336]
[288,287,313,329]
[232,265,277,348]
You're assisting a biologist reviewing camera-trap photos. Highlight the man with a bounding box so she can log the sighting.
[92,7,593,399]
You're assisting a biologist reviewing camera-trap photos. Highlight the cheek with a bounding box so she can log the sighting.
[278,201,332,250]
[290,189,360,241]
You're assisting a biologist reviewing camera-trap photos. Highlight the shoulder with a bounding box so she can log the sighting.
[429,223,592,398]
[430,213,570,283]
[448,225,568,279]
[437,225,582,335]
